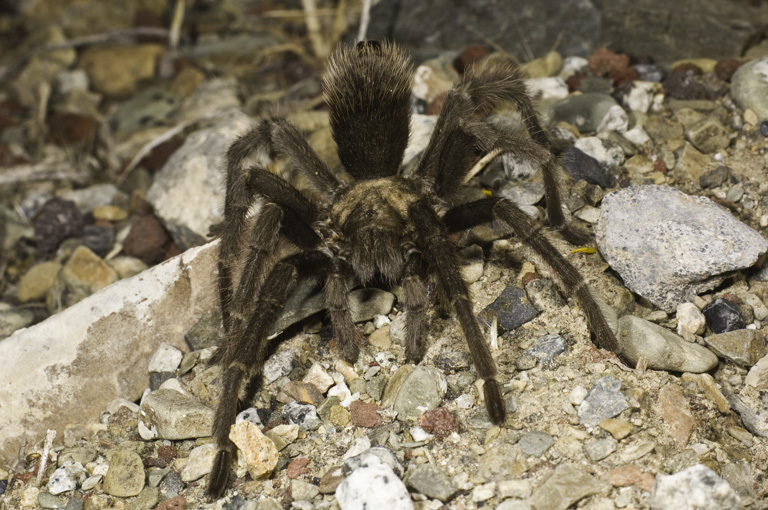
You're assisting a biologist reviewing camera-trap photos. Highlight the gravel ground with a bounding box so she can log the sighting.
[2,2,768,510]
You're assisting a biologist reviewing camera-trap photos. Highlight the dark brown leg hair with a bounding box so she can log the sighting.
[208,250,330,499]
[409,199,506,425]
[443,197,618,353]
[402,252,430,361]
[226,202,282,336]
[324,261,360,363]
[415,66,589,244]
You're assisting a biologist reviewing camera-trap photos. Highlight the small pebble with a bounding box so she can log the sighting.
[229,420,278,480]
[702,298,745,333]
[578,377,630,430]
[650,464,740,510]
[180,443,216,482]
[33,197,84,252]
[103,449,145,497]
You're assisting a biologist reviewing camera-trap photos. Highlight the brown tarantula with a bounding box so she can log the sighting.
[206,40,619,498]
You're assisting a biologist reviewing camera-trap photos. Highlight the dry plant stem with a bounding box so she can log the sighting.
[35,430,56,487]
[0,162,89,186]
[115,110,229,186]
[463,147,503,184]
[169,0,186,50]
[301,0,329,58]
[357,0,373,42]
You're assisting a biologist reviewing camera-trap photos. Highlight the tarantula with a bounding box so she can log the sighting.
[206,40,619,498]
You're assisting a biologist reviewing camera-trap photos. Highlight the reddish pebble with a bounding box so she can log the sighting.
[418,407,459,439]
[155,495,186,510]
[123,214,171,264]
[47,111,98,146]
[142,136,184,173]
[350,401,382,428]
[453,44,487,74]
[714,58,745,82]
[286,457,309,479]
[588,47,637,86]
[602,465,655,492]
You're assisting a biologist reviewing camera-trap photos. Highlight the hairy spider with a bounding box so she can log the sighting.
[206,40,619,498]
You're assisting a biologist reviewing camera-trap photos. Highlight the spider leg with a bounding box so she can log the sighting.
[215,165,321,332]
[442,197,619,354]
[402,252,430,362]
[225,202,283,336]
[416,67,589,244]
[409,199,506,425]
[208,250,330,499]
[324,261,360,363]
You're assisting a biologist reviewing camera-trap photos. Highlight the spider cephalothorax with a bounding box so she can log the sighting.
[206,40,619,499]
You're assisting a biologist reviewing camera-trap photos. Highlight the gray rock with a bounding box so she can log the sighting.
[404,464,457,502]
[337,450,412,510]
[617,315,718,372]
[518,431,555,457]
[291,480,320,502]
[525,334,567,365]
[578,377,630,430]
[650,464,741,510]
[731,57,768,122]
[703,330,766,368]
[727,392,768,439]
[478,443,521,481]
[382,365,447,421]
[549,93,622,134]
[596,185,768,311]
[496,182,546,206]
[37,492,66,509]
[366,0,600,60]
[528,464,610,510]
[125,487,160,510]
[110,85,180,134]
[284,402,322,431]
[60,184,127,214]
[147,342,183,373]
[684,116,731,154]
[584,437,618,462]
[478,286,540,333]
[721,461,756,499]
[268,278,395,338]
[103,449,145,497]
[146,110,251,250]
[138,388,214,440]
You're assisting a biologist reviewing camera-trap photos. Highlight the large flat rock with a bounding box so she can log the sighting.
[0,243,218,463]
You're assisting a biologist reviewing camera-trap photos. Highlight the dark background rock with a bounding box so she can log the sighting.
[365,0,768,63]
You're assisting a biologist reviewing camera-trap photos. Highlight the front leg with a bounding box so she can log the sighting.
[409,199,506,425]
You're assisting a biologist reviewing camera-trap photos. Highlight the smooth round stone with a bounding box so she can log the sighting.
[17,261,62,302]
[92,205,128,222]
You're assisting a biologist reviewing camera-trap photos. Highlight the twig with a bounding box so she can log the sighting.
[115,110,231,186]
[0,27,170,83]
[357,0,373,42]
[301,0,329,58]
[463,147,504,183]
[0,161,90,186]
[169,0,186,51]
[35,430,56,487]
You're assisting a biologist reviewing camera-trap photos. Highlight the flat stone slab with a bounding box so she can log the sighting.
[0,242,218,463]
[596,185,768,311]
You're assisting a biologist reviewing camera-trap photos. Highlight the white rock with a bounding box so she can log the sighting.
[0,242,218,462]
[180,443,217,482]
[336,461,413,510]
[676,302,706,340]
[47,461,87,494]
[525,77,569,100]
[303,362,335,393]
[624,81,663,113]
[596,104,629,133]
[650,464,741,510]
[236,407,262,426]
[574,136,624,168]
[148,342,183,372]
[623,125,651,146]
